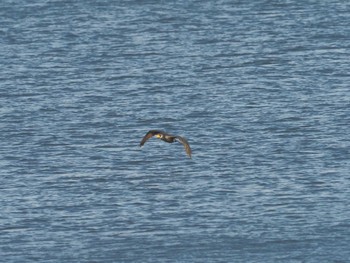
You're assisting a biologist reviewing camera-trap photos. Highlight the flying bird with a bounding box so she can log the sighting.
[140,130,192,158]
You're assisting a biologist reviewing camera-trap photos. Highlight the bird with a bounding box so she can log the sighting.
[140,130,192,158]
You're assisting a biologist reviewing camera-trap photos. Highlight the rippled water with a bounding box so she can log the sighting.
[1,1,350,262]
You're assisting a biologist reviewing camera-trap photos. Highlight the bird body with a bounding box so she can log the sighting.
[140,130,192,158]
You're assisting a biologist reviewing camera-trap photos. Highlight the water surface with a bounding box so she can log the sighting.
[1,1,350,262]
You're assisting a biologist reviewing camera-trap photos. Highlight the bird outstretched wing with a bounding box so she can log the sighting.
[140,130,163,147]
[175,136,192,158]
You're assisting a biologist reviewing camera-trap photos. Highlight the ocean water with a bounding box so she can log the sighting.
[1,1,350,262]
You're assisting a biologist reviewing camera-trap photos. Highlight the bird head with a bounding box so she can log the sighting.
[155,134,163,139]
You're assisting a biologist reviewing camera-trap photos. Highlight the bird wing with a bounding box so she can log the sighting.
[175,136,192,158]
[140,130,163,147]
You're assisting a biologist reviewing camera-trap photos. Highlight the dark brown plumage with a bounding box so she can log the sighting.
[140,130,192,158]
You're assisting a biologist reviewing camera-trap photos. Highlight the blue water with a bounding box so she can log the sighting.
[1,1,350,262]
